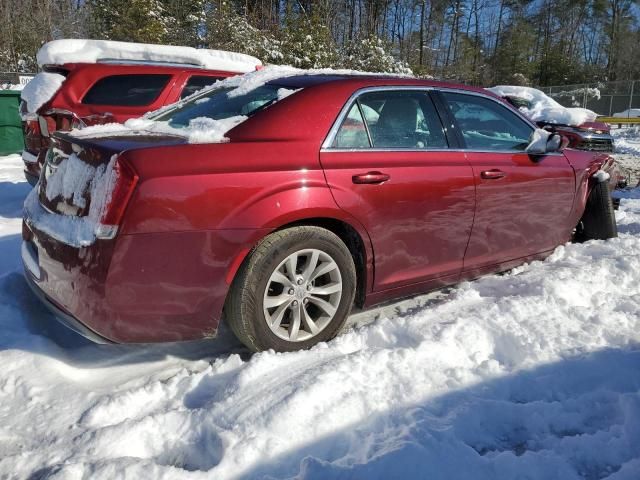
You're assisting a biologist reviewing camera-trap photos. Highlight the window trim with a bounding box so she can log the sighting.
[321,86,541,154]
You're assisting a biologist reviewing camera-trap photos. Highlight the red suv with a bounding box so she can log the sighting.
[20,39,261,185]
[22,70,618,352]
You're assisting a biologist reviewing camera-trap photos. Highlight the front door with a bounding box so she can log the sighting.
[437,91,576,271]
[320,89,475,292]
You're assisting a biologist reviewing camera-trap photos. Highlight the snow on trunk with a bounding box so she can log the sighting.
[24,153,118,247]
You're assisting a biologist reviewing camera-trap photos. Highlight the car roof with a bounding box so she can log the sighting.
[266,74,494,97]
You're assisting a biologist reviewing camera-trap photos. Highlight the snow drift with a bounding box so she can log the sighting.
[487,85,598,126]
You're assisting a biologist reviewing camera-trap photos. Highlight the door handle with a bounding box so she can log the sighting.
[480,169,506,180]
[352,171,391,184]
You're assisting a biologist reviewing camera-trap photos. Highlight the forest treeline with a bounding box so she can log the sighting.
[1,0,639,86]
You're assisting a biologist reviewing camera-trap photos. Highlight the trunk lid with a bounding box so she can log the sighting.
[27,131,186,247]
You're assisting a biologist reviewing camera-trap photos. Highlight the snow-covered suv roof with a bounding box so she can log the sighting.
[36,39,262,73]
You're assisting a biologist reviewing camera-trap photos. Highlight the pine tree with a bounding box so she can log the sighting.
[89,0,169,44]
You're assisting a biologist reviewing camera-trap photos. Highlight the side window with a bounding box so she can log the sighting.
[181,75,224,99]
[82,74,171,106]
[442,92,533,151]
[361,91,447,149]
[332,103,371,148]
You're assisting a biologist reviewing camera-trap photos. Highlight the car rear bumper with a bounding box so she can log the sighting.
[22,218,268,344]
[23,267,114,344]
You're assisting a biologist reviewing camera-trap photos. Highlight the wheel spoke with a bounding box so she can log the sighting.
[310,260,338,282]
[308,295,337,317]
[271,271,294,288]
[269,301,291,329]
[264,294,291,309]
[289,304,301,341]
[302,306,319,335]
[309,282,342,295]
[302,250,320,281]
[285,254,298,282]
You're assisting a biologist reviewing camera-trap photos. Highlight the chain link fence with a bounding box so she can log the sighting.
[540,80,639,118]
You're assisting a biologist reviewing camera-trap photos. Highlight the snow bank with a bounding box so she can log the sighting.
[37,39,262,73]
[612,127,640,157]
[487,85,598,126]
[614,108,640,118]
[23,153,118,247]
[19,71,65,114]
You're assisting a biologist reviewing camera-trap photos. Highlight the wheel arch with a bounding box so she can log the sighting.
[225,215,373,310]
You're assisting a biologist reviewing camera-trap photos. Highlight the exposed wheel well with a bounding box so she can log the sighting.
[274,218,368,308]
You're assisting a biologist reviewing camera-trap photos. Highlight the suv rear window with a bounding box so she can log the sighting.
[181,76,224,99]
[82,74,171,106]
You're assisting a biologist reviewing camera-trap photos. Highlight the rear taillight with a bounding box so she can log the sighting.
[95,157,138,240]
[38,115,56,137]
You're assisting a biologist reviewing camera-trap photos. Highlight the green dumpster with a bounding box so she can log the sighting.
[0,90,24,156]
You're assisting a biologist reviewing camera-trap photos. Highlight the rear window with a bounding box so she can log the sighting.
[82,74,171,106]
[155,84,291,128]
[181,75,225,99]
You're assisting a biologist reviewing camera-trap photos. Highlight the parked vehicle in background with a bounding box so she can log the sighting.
[19,39,262,185]
[502,95,616,153]
[22,68,618,353]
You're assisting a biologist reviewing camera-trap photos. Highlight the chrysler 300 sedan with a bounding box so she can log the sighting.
[22,68,618,352]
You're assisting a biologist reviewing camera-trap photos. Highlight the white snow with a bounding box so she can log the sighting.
[24,153,119,247]
[2,136,640,478]
[487,85,598,126]
[612,127,640,157]
[36,39,262,73]
[525,128,551,153]
[19,71,65,114]
[614,109,640,118]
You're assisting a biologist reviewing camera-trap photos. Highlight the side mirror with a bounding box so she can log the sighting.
[525,128,550,155]
[546,133,563,152]
[525,129,564,155]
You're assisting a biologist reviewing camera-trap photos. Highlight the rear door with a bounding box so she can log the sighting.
[436,90,575,272]
[320,88,475,292]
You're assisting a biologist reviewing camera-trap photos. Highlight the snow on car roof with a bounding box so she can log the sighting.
[36,39,262,73]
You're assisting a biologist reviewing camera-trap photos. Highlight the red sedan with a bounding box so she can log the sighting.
[22,72,618,352]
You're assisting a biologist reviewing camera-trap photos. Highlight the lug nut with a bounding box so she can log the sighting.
[303,298,309,304]
[292,300,298,306]
[297,278,303,285]
[306,284,312,290]
[288,288,294,295]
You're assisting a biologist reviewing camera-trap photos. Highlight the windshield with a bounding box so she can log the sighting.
[154,84,288,128]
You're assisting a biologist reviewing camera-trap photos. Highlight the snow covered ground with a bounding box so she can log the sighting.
[2,147,640,479]
[612,126,640,185]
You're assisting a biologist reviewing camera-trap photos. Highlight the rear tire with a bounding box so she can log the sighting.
[576,181,618,241]
[225,226,356,352]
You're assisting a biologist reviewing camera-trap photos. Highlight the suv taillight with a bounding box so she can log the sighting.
[95,157,139,240]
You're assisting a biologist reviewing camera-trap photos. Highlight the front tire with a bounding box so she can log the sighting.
[576,181,618,241]
[225,226,356,352]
